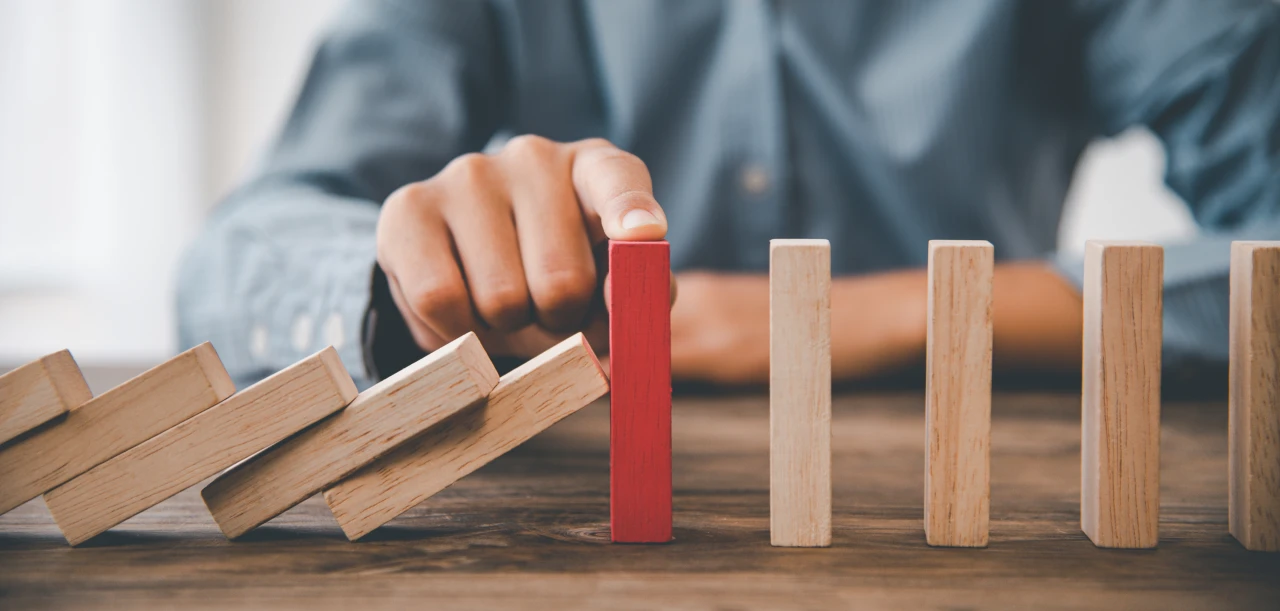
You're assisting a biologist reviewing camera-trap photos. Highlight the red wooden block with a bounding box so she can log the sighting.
[608,240,673,543]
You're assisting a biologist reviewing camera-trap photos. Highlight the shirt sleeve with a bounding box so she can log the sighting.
[1054,0,1280,372]
[177,0,507,387]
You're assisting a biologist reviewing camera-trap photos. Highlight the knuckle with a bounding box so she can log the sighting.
[442,152,493,188]
[576,137,615,151]
[503,134,556,159]
[406,281,468,325]
[533,266,596,314]
[377,184,443,256]
[475,283,530,329]
[587,146,645,171]
[383,181,439,214]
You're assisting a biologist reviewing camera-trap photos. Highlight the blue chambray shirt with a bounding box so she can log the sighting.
[178,0,1280,388]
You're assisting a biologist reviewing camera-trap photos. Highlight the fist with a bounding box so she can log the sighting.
[376,136,667,356]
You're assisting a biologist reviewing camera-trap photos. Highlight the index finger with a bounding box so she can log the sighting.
[570,139,668,242]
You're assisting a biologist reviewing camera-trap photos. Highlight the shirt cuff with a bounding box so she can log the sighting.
[177,189,382,390]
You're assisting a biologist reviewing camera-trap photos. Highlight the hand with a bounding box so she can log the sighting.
[670,273,771,384]
[376,136,667,357]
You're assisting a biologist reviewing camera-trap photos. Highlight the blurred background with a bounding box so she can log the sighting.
[0,0,1198,368]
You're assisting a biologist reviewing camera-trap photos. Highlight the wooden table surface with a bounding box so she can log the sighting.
[1,368,1277,610]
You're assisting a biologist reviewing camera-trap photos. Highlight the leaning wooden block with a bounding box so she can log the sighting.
[608,240,673,543]
[324,333,609,541]
[44,347,358,546]
[0,343,233,516]
[201,332,498,539]
[925,240,993,547]
[770,239,832,548]
[1081,240,1163,549]
[0,350,92,446]
[1229,241,1280,552]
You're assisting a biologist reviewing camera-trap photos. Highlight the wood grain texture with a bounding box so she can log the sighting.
[769,239,831,547]
[0,343,233,516]
[201,332,498,540]
[1229,241,1280,551]
[324,333,609,540]
[0,350,91,446]
[44,348,358,546]
[925,240,993,547]
[608,240,672,543]
[1,387,1278,609]
[1081,240,1163,549]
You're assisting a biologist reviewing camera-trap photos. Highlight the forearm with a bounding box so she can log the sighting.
[828,268,926,380]
[672,261,1084,385]
[829,261,1082,380]
[990,262,1083,372]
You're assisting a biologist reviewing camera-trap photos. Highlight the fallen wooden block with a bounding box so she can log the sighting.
[201,332,498,539]
[924,240,993,548]
[0,343,233,516]
[44,347,358,546]
[1081,240,1163,549]
[769,239,832,548]
[608,240,672,543]
[324,333,609,541]
[0,350,92,446]
[1229,241,1280,552]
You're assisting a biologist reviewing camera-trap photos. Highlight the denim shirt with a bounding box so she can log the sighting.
[178,0,1280,388]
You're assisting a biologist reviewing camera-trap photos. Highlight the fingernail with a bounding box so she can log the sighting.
[621,209,661,230]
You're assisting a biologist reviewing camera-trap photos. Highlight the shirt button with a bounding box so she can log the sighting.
[740,164,770,195]
[291,313,313,353]
[250,325,269,360]
[324,312,345,350]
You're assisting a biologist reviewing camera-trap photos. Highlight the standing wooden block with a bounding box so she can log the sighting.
[0,350,92,446]
[608,240,672,543]
[201,332,498,540]
[0,343,233,516]
[1081,240,1163,549]
[925,240,993,547]
[324,333,610,540]
[770,239,831,548]
[1229,241,1280,552]
[45,347,358,546]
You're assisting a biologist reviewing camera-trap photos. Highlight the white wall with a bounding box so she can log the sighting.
[0,0,1198,365]
[205,0,344,205]
[0,0,207,363]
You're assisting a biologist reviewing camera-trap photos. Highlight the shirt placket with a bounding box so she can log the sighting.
[723,0,788,272]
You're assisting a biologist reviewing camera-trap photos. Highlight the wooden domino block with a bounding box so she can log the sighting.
[924,240,993,547]
[1229,241,1280,552]
[324,333,610,540]
[1081,240,1163,549]
[608,240,672,543]
[0,350,91,446]
[201,332,498,539]
[44,347,358,546]
[769,239,831,547]
[0,343,233,516]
